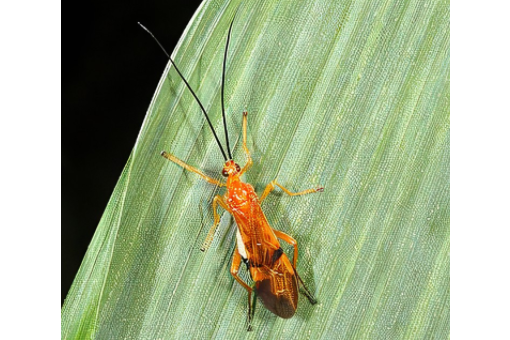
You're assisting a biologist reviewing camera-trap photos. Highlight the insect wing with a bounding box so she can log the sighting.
[254,254,298,319]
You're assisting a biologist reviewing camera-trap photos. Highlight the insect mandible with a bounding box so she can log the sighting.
[139,13,323,331]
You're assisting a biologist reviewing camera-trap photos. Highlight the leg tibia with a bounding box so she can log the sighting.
[240,111,252,175]
[259,179,323,203]
[231,249,254,331]
[200,195,229,252]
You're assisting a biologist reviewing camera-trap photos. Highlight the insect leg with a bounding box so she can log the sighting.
[161,151,225,187]
[259,180,323,203]
[231,248,254,331]
[239,110,253,175]
[273,229,317,305]
[294,270,317,305]
[200,195,230,252]
[273,230,298,269]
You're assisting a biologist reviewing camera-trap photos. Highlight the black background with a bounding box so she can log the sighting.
[62,0,202,304]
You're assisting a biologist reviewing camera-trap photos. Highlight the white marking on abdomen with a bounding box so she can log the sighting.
[236,229,248,259]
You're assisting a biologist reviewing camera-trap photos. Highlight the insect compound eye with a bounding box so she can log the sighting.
[236,164,241,172]
[222,169,229,177]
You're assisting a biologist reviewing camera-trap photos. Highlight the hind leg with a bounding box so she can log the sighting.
[273,230,317,305]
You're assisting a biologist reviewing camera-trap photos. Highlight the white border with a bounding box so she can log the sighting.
[0,0,61,338]
[453,1,510,338]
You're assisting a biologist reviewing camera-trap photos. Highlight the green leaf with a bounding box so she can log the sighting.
[62,0,449,339]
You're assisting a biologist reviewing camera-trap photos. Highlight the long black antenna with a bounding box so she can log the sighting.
[138,22,228,161]
[221,14,237,160]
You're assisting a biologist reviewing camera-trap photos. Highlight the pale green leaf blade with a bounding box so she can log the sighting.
[62,0,449,339]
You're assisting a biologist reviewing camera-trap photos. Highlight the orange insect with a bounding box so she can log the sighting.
[140,14,322,330]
